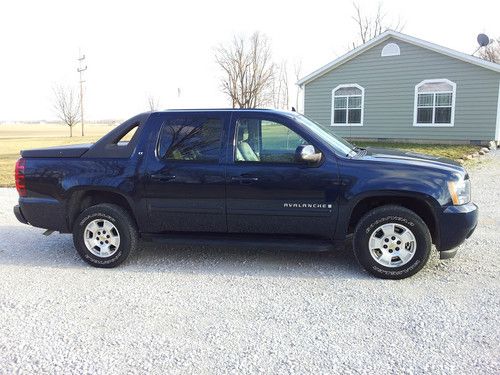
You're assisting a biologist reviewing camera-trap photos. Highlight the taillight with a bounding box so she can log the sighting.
[15,158,26,197]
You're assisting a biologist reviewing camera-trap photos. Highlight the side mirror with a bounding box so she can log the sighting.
[295,144,322,164]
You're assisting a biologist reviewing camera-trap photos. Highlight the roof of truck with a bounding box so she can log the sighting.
[154,108,297,115]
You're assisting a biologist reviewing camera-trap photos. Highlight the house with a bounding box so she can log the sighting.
[297,30,500,144]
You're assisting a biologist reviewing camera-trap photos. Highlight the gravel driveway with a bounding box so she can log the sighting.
[0,154,499,374]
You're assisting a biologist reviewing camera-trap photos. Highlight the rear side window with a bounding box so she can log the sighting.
[157,117,223,161]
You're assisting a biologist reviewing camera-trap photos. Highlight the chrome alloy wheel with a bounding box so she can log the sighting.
[83,219,120,258]
[368,223,417,268]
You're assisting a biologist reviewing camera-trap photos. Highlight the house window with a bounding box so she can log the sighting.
[414,79,456,126]
[381,43,401,57]
[331,84,364,126]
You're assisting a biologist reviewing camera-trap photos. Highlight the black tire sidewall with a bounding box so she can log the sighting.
[354,207,431,279]
[73,205,133,268]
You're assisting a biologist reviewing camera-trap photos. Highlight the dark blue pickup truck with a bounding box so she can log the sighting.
[13,109,478,278]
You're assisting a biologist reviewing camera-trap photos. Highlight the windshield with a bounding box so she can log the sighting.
[293,114,356,156]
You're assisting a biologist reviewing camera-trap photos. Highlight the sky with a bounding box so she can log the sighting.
[0,0,499,121]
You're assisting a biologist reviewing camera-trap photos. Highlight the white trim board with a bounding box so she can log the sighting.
[297,30,500,87]
[496,81,500,141]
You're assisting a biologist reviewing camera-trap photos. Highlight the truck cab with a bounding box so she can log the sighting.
[13,109,478,279]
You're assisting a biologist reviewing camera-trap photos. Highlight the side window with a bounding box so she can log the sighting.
[157,117,222,161]
[116,123,138,144]
[235,118,306,163]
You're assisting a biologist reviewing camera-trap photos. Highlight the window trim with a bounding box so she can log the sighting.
[413,79,456,127]
[331,83,364,127]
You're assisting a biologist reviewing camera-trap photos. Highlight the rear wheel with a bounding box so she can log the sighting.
[73,204,138,268]
[353,205,431,279]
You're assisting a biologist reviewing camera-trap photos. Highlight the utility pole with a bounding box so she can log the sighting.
[77,51,87,136]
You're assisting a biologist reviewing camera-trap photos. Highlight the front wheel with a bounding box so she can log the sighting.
[73,204,138,268]
[353,205,432,279]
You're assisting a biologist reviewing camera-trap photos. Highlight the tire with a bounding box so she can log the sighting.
[73,203,138,268]
[353,205,431,279]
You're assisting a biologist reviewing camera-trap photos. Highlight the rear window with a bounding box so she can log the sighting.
[157,117,223,162]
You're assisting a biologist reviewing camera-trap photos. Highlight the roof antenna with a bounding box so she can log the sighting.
[291,106,296,112]
[472,33,490,55]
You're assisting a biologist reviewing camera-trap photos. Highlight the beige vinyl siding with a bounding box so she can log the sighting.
[304,37,500,142]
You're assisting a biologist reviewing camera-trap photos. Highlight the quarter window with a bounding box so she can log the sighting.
[414,80,456,126]
[332,84,364,126]
[157,117,222,161]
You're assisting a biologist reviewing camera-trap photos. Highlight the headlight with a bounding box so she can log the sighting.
[447,177,471,205]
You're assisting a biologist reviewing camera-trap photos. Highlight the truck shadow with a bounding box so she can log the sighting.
[0,225,368,280]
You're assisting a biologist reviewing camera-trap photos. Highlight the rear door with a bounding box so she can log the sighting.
[225,112,338,238]
[142,112,228,233]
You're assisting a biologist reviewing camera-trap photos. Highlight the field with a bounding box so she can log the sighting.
[0,123,112,186]
[0,123,482,187]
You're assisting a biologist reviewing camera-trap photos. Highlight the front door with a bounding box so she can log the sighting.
[226,113,339,238]
[143,113,227,233]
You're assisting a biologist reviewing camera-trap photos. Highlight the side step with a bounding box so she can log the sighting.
[141,232,335,252]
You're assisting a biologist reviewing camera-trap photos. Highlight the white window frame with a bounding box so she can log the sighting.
[413,79,456,127]
[331,83,364,126]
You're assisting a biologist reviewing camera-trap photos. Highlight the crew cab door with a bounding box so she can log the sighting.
[142,112,228,233]
[225,113,338,238]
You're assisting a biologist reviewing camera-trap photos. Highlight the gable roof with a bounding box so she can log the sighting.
[297,30,500,87]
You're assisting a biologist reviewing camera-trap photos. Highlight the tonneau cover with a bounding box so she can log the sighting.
[21,143,93,158]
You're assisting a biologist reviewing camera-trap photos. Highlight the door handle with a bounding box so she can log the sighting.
[231,175,259,184]
[150,173,176,182]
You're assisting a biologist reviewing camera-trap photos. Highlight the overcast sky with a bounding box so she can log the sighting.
[1,0,499,121]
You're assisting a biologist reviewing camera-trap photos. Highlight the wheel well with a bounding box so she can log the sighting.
[348,196,437,243]
[67,190,137,230]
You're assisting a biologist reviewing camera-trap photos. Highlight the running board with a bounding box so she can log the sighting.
[141,233,334,252]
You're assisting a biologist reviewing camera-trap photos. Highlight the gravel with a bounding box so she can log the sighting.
[0,154,499,374]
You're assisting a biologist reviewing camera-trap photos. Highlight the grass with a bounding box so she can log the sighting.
[353,141,480,161]
[0,123,483,187]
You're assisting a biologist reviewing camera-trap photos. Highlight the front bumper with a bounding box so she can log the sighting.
[436,202,478,255]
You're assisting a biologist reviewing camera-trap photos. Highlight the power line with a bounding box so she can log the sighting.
[77,51,87,136]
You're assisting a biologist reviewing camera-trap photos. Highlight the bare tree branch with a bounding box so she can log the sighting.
[293,60,303,112]
[351,2,404,49]
[271,60,289,110]
[478,38,500,63]
[215,32,276,108]
[147,95,160,111]
[53,85,80,137]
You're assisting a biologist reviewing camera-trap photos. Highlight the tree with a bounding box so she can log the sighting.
[478,38,500,64]
[271,60,289,110]
[351,2,404,48]
[147,95,160,111]
[215,32,275,108]
[293,60,303,112]
[53,85,80,137]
